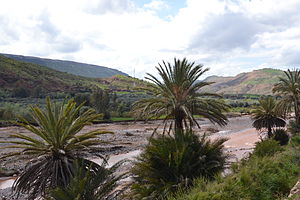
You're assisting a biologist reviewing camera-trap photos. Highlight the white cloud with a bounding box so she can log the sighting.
[0,0,300,79]
[144,0,169,11]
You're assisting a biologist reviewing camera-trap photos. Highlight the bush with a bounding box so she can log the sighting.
[273,129,289,145]
[170,142,300,200]
[0,108,14,120]
[131,131,228,199]
[12,87,31,98]
[288,120,300,136]
[252,139,282,157]
[289,135,300,147]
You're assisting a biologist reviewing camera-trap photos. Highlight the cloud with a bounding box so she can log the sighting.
[53,37,82,53]
[144,0,169,11]
[84,0,135,15]
[190,12,261,52]
[275,46,300,66]
[36,10,60,39]
[1,0,300,79]
[0,16,19,44]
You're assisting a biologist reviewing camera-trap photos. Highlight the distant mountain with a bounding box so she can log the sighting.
[201,68,285,95]
[1,53,128,78]
[0,55,150,96]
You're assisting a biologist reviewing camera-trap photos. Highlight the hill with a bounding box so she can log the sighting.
[202,68,285,95]
[0,55,103,96]
[0,55,150,97]
[1,53,128,78]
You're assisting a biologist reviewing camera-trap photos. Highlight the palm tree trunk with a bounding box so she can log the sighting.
[267,125,272,138]
[174,109,184,132]
[175,117,183,132]
[295,100,300,124]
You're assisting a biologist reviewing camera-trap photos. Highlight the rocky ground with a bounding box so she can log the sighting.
[0,115,260,199]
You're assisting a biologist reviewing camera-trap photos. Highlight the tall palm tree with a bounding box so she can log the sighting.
[0,97,112,199]
[133,58,228,131]
[252,96,286,138]
[273,69,300,124]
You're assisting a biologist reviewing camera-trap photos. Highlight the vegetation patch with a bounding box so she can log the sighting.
[169,140,300,200]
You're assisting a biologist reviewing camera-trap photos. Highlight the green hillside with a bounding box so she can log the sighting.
[0,55,150,97]
[202,68,285,95]
[1,53,128,78]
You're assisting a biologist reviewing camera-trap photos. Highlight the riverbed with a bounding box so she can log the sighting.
[0,115,260,198]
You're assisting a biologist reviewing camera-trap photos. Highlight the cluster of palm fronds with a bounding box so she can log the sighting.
[273,69,300,124]
[130,130,228,199]
[251,96,286,138]
[0,97,124,199]
[252,69,300,138]
[130,58,230,199]
[49,159,127,200]
[133,58,229,131]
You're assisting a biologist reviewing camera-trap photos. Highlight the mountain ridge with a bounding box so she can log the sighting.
[201,68,285,95]
[1,53,128,78]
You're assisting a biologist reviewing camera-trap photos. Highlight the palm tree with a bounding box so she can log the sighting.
[273,69,300,124]
[133,58,228,131]
[49,159,127,200]
[0,97,112,199]
[131,130,228,199]
[252,96,286,138]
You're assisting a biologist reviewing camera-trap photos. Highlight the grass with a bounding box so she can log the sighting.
[110,117,135,121]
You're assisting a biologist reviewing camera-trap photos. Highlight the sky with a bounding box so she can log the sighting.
[0,0,300,79]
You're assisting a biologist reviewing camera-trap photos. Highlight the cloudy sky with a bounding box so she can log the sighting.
[1,0,300,78]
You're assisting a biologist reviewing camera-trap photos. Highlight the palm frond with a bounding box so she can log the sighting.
[133,58,228,131]
[0,97,112,198]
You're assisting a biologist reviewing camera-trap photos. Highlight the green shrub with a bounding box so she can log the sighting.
[273,129,289,145]
[131,131,228,199]
[288,120,300,136]
[252,139,282,157]
[170,145,300,200]
[289,135,300,147]
[11,87,31,98]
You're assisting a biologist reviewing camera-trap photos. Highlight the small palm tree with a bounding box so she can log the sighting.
[273,69,300,124]
[0,97,112,199]
[131,130,228,199]
[133,58,228,131]
[49,159,127,200]
[252,96,286,138]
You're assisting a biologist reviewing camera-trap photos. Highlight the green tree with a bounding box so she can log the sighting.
[32,86,44,98]
[133,58,228,131]
[0,97,112,199]
[74,93,91,106]
[91,89,110,119]
[273,69,300,124]
[252,96,286,138]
